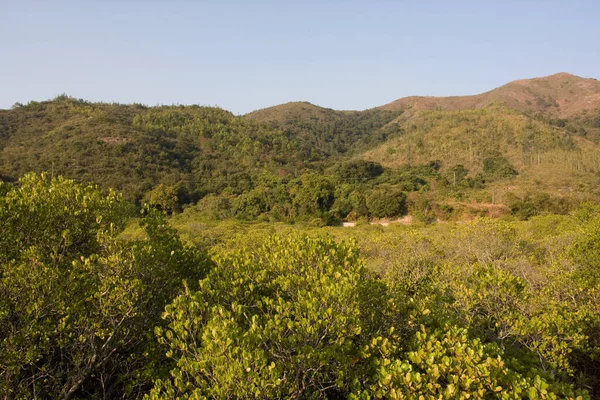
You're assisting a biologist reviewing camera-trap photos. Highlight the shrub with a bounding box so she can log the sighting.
[148,235,391,399]
[0,174,211,398]
[367,187,407,218]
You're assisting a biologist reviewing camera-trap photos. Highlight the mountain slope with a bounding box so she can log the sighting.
[360,103,600,201]
[245,102,404,156]
[0,97,309,202]
[379,73,600,117]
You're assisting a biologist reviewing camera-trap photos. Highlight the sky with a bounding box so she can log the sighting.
[1,0,598,114]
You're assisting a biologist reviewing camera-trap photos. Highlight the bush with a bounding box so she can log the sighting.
[483,155,518,178]
[148,235,391,399]
[367,187,407,218]
[0,174,212,398]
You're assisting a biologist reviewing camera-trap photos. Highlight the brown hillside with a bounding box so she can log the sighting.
[378,73,600,117]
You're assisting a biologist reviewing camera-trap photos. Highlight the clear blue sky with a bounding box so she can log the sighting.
[1,1,598,114]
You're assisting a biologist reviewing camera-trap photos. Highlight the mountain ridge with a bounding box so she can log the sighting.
[247,73,600,120]
[378,72,600,117]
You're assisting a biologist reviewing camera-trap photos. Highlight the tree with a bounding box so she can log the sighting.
[0,173,211,398]
[483,155,518,178]
[290,173,335,218]
[334,160,384,182]
[144,183,179,214]
[366,187,407,218]
[448,164,469,186]
[233,188,270,219]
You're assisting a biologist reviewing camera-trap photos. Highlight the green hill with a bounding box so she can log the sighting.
[361,103,600,193]
[0,97,307,203]
[359,74,600,204]
[245,101,404,156]
[2,73,600,220]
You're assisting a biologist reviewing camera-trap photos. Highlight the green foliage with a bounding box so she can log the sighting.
[0,98,407,209]
[148,235,392,399]
[147,226,593,399]
[367,187,407,218]
[233,188,271,219]
[1,174,597,397]
[483,155,519,178]
[569,212,600,287]
[0,98,299,204]
[364,104,581,175]
[246,103,403,158]
[0,172,129,265]
[3,95,600,223]
[290,173,335,219]
[144,183,179,214]
[3,88,600,398]
[508,192,572,220]
[331,184,369,220]
[335,160,384,182]
[0,173,212,398]
[194,193,235,220]
[376,163,436,192]
[352,326,572,399]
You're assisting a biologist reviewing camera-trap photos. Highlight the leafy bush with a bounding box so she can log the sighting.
[148,235,392,399]
[0,174,211,398]
[483,155,518,178]
[352,326,575,400]
[367,187,407,218]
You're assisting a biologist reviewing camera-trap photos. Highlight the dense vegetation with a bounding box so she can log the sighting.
[1,174,599,398]
[2,91,600,225]
[0,174,211,398]
[2,73,600,398]
[0,96,402,209]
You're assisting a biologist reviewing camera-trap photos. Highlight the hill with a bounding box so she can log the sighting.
[0,97,401,206]
[360,103,600,206]
[378,72,600,117]
[245,101,404,156]
[379,72,600,117]
[0,97,306,203]
[2,73,600,221]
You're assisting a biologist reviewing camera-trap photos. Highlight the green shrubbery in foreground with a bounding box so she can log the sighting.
[1,174,599,398]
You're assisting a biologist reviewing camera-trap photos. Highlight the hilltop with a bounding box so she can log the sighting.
[378,72,600,117]
[246,101,339,122]
[246,101,403,156]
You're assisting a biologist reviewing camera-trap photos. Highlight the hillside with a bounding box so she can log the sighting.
[244,74,600,205]
[245,101,404,156]
[0,97,402,206]
[2,73,600,221]
[360,103,600,207]
[379,72,600,117]
[0,97,306,203]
